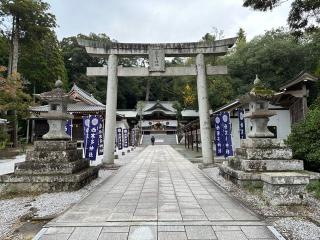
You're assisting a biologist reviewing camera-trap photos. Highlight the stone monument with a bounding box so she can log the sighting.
[219,76,309,205]
[0,81,98,196]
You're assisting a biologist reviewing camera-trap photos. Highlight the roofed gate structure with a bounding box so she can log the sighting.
[79,38,237,168]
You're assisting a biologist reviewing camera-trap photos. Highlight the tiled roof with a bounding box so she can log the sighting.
[0,118,8,124]
[140,101,177,115]
[181,110,199,118]
[117,110,137,118]
[30,102,106,113]
[69,84,104,106]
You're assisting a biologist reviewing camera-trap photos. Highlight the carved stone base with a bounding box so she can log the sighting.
[261,172,309,205]
[0,167,98,196]
[0,140,98,196]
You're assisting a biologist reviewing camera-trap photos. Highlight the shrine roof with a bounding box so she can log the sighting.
[0,118,8,124]
[69,84,104,106]
[181,110,199,118]
[280,72,318,91]
[117,110,138,118]
[29,102,106,113]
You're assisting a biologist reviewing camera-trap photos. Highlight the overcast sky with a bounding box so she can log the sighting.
[46,0,292,43]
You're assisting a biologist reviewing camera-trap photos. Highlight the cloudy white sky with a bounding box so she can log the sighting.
[47,0,292,43]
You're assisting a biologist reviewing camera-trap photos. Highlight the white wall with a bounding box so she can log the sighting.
[229,105,292,151]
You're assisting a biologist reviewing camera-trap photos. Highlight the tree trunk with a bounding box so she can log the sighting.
[10,16,20,147]
[145,78,151,101]
[12,17,19,75]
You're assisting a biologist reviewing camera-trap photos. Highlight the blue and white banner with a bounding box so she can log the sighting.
[214,112,233,157]
[98,116,104,155]
[83,115,100,161]
[65,119,72,137]
[116,128,123,150]
[238,109,246,139]
[221,112,233,157]
[131,129,136,146]
[83,116,90,154]
[123,129,129,148]
[214,114,224,156]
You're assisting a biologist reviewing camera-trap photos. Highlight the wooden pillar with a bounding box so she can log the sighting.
[184,131,187,148]
[26,119,30,144]
[191,128,194,151]
[187,130,190,149]
[196,127,199,152]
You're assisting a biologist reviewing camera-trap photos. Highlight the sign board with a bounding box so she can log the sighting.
[148,46,165,72]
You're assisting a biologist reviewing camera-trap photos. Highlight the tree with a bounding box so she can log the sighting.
[0,67,31,146]
[221,29,315,96]
[0,0,56,146]
[287,98,320,172]
[243,0,320,36]
[19,30,67,93]
[0,0,56,75]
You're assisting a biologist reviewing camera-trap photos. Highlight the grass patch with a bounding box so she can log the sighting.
[306,180,320,199]
[243,181,263,193]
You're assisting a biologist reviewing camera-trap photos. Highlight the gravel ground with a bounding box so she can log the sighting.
[203,167,320,240]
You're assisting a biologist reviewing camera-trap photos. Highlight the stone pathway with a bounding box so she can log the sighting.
[36,146,277,240]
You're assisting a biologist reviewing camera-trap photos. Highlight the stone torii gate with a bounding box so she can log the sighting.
[79,38,237,168]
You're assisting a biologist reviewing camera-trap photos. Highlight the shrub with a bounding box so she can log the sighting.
[0,126,9,149]
[287,99,320,172]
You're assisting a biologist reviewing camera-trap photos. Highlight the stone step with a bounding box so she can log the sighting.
[142,134,177,145]
[14,159,90,175]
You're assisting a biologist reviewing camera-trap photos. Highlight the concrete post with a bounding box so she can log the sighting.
[196,53,214,166]
[102,54,119,168]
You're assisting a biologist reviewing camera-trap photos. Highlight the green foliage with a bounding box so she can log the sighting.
[0,0,56,41]
[208,76,235,110]
[222,29,319,96]
[0,126,9,149]
[287,99,320,172]
[243,0,320,35]
[0,34,9,67]
[19,30,67,93]
[306,180,320,199]
[0,73,31,118]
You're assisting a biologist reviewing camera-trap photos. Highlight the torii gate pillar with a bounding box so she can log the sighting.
[196,54,214,166]
[103,54,119,168]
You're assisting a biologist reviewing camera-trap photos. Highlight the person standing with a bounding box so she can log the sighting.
[151,136,155,145]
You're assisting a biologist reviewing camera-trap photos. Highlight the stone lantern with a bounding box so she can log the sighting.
[0,80,98,196]
[243,75,276,138]
[219,75,309,206]
[38,80,73,140]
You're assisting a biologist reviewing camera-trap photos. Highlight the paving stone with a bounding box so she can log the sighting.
[40,234,71,240]
[98,232,128,240]
[68,227,102,240]
[215,231,249,240]
[128,226,157,240]
[241,226,275,239]
[44,227,75,235]
[102,226,130,232]
[158,226,185,232]
[185,226,217,240]
[158,231,188,240]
